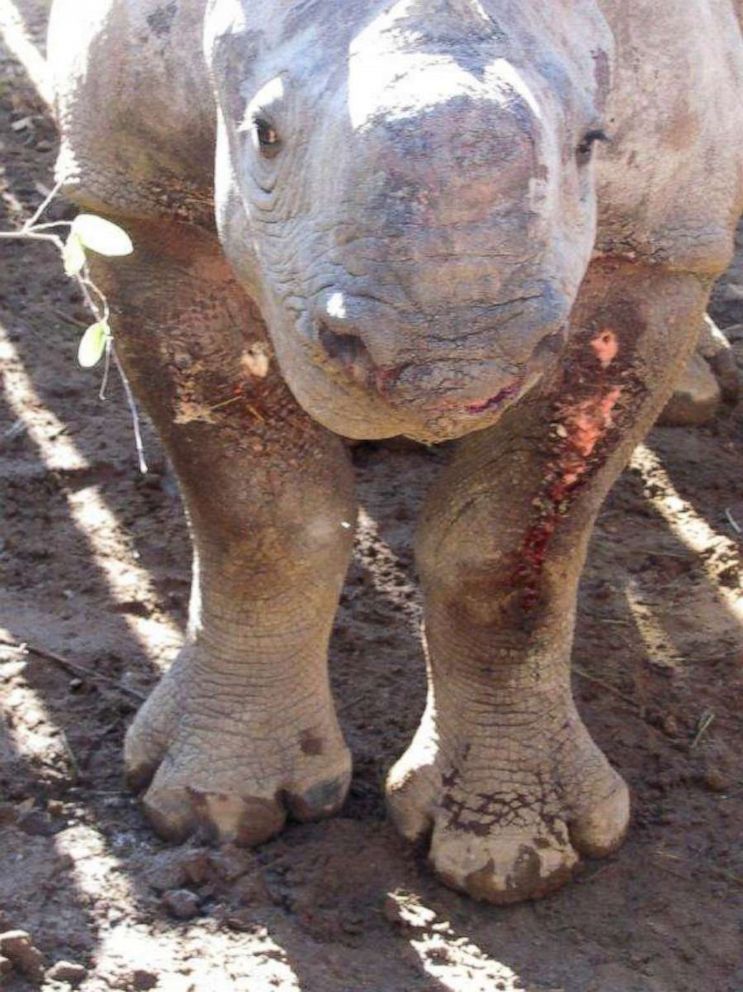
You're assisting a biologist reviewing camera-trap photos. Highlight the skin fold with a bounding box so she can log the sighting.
[47,0,743,902]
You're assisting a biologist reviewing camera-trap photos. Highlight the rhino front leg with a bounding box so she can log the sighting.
[387,261,712,903]
[94,219,356,845]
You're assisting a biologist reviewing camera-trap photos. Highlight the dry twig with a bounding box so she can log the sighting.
[573,666,638,708]
[0,636,146,701]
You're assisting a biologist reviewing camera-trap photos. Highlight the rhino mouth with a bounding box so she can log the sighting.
[465,380,525,415]
[460,327,566,417]
[462,364,548,417]
[291,303,564,442]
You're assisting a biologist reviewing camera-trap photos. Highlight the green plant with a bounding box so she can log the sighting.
[0,181,147,470]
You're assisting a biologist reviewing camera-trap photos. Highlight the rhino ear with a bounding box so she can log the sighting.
[204,0,259,71]
[205,2,262,122]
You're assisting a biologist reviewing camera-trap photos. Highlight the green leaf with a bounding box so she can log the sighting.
[63,233,86,276]
[72,215,133,257]
[78,320,110,368]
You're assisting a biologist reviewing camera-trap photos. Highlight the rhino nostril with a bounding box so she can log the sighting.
[317,322,375,381]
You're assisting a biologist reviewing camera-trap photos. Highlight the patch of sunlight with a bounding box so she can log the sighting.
[387,890,526,992]
[0,0,53,106]
[96,926,301,992]
[625,578,685,672]
[0,334,89,471]
[630,444,743,622]
[1,651,135,940]
[1,665,73,774]
[357,506,420,627]
[1,331,181,666]
[55,823,135,909]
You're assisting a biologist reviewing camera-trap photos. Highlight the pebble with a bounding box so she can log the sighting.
[182,851,211,885]
[662,714,679,737]
[209,843,254,882]
[658,351,721,426]
[702,768,731,793]
[46,960,87,986]
[17,809,59,837]
[131,968,159,990]
[0,930,46,981]
[162,889,201,920]
[144,849,210,893]
[721,283,743,302]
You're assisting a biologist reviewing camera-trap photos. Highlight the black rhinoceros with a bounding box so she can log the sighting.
[48,0,743,903]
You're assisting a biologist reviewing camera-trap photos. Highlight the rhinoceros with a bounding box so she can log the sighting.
[48,0,743,903]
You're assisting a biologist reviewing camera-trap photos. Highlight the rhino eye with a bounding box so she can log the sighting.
[576,128,609,165]
[253,117,282,158]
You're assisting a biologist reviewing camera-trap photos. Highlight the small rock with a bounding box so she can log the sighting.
[658,351,721,426]
[0,930,46,981]
[47,960,87,986]
[662,714,679,737]
[162,888,200,920]
[17,809,58,837]
[702,768,731,793]
[143,850,196,893]
[222,910,256,933]
[721,283,743,303]
[208,844,254,882]
[131,968,159,990]
[0,956,13,977]
[182,851,211,886]
[143,847,211,893]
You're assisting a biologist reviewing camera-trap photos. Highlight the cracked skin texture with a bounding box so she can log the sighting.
[48,0,743,903]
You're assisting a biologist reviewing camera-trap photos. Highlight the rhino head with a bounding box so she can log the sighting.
[206,0,613,441]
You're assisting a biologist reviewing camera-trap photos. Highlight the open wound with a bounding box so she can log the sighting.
[513,328,629,608]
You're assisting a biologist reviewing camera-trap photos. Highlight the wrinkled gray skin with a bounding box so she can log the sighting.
[49,0,743,903]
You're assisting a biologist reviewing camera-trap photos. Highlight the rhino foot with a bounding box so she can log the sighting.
[124,647,351,846]
[386,716,629,904]
[659,315,740,426]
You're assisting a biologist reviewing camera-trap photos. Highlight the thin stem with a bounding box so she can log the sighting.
[0,636,146,701]
[25,178,66,229]
[76,267,104,322]
[31,220,73,233]
[112,346,148,474]
[99,337,113,400]
[80,271,110,321]
[0,230,64,249]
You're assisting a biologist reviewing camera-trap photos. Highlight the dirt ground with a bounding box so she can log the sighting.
[1,6,742,992]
